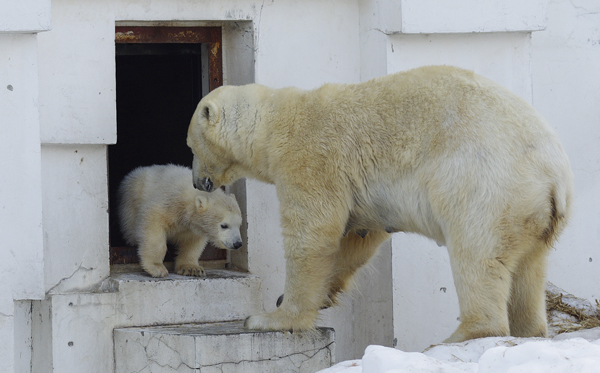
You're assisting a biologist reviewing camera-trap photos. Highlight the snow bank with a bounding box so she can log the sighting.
[318,328,600,373]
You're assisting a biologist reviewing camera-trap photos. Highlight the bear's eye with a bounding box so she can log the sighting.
[220,224,229,230]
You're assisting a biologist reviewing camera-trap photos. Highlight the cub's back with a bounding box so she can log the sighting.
[118,165,194,244]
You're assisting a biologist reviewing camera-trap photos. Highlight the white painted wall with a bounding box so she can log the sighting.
[0,0,51,33]
[41,144,110,293]
[531,0,600,301]
[0,32,46,372]
[386,33,534,102]
[398,0,548,33]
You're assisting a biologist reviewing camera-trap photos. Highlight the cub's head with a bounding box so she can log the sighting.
[187,85,248,192]
[193,189,243,251]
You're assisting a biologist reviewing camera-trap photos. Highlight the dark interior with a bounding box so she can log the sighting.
[109,42,225,264]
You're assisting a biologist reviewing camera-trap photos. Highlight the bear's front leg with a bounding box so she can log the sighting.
[138,229,169,278]
[245,247,337,331]
[244,193,346,332]
[174,237,208,277]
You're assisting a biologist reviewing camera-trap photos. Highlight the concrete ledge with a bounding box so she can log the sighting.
[32,270,264,372]
[114,321,335,373]
[0,0,51,33]
[378,0,548,34]
[104,270,264,326]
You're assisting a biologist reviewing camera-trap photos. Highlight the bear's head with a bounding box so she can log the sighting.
[187,85,251,192]
[191,189,243,251]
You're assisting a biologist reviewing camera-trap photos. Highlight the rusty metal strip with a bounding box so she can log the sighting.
[115,26,221,44]
[208,39,223,91]
[115,26,223,91]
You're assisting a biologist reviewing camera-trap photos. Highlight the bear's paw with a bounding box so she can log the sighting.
[176,264,206,277]
[142,262,169,278]
[244,308,317,332]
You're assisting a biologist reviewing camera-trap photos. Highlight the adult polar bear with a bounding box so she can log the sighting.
[187,66,573,342]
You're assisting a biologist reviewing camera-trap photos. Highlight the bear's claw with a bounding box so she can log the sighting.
[176,265,206,277]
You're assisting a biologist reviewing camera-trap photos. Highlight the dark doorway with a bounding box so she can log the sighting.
[109,26,224,265]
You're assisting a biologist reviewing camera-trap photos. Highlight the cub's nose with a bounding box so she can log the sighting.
[233,241,243,250]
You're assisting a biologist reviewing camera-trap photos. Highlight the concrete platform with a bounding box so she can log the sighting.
[32,270,264,372]
[114,320,335,373]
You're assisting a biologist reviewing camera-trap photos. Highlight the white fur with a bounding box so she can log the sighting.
[187,66,573,341]
[118,164,242,277]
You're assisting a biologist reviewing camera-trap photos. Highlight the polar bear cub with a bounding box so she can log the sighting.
[118,164,242,277]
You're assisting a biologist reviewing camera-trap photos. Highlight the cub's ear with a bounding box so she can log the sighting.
[195,194,209,210]
[200,100,220,126]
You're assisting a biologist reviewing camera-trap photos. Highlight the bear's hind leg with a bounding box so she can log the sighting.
[175,237,208,277]
[508,241,549,338]
[444,241,513,342]
[326,230,391,306]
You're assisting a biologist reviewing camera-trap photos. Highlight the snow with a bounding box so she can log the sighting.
[318,328,600,373]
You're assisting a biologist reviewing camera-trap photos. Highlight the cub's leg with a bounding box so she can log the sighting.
[444,237,513,342]
[138,219,169,277]
[175,237,209,277]
[245,194,346,331]
[508,241,549,338]
[327,230,391,306]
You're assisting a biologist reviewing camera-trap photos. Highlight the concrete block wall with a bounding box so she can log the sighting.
[0,1,49,371]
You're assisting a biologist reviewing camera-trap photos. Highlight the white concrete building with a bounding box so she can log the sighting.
[1,0,598,371]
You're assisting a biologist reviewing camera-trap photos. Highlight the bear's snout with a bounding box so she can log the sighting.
[197,177,214,192]
[233,241,243,250]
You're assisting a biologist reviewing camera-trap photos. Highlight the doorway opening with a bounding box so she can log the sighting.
[109,26,223,267]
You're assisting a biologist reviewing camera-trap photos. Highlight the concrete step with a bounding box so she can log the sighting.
[32,269,265,372]
[105,269,264,325]
[114,320,335,373]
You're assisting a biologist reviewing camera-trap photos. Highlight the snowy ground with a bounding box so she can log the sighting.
[318,327,600,373]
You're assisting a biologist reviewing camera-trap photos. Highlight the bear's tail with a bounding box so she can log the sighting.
[541,177,572,246]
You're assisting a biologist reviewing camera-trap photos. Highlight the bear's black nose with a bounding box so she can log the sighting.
[200,177,214,192]
[233,241,243,250]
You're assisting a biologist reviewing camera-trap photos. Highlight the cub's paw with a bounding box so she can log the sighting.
[142,263,169,278]
[176,264,206,277]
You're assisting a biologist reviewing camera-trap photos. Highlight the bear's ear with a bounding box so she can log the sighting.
[195,194,209,210]
[200,100,220,127]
